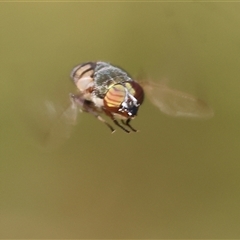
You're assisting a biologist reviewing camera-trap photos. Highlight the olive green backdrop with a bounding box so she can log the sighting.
[1,2,240,239]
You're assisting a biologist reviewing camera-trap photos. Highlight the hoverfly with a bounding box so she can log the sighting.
[66,61,213,133]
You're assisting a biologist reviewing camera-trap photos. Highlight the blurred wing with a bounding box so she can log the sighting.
[143,81,214,119]
[43,99,79,149]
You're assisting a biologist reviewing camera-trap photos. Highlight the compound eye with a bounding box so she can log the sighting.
[104,84,126,108]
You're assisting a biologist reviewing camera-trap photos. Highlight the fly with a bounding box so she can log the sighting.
[67,61,213,133]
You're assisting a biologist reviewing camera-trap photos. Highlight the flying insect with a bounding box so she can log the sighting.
[68,61,213,133]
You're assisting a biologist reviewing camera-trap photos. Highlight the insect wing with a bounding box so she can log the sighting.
[143,81,214,119]
[43,99,79,149]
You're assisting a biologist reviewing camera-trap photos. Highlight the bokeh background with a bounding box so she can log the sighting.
[1,2,240,238]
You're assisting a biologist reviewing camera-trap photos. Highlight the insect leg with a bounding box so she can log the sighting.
[112,119,130,133]
[96,115,116,133]
[103,108,131,133]
[121,119,138,132]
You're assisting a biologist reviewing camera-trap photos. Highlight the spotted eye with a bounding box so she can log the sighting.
[104,84,126,108]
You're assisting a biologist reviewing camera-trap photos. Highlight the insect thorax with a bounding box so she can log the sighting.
[93,62,133,98]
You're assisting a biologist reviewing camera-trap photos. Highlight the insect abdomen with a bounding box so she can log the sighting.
[70,62,96,92]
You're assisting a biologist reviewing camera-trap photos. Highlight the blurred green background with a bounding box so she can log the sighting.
[1,2,240,238]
